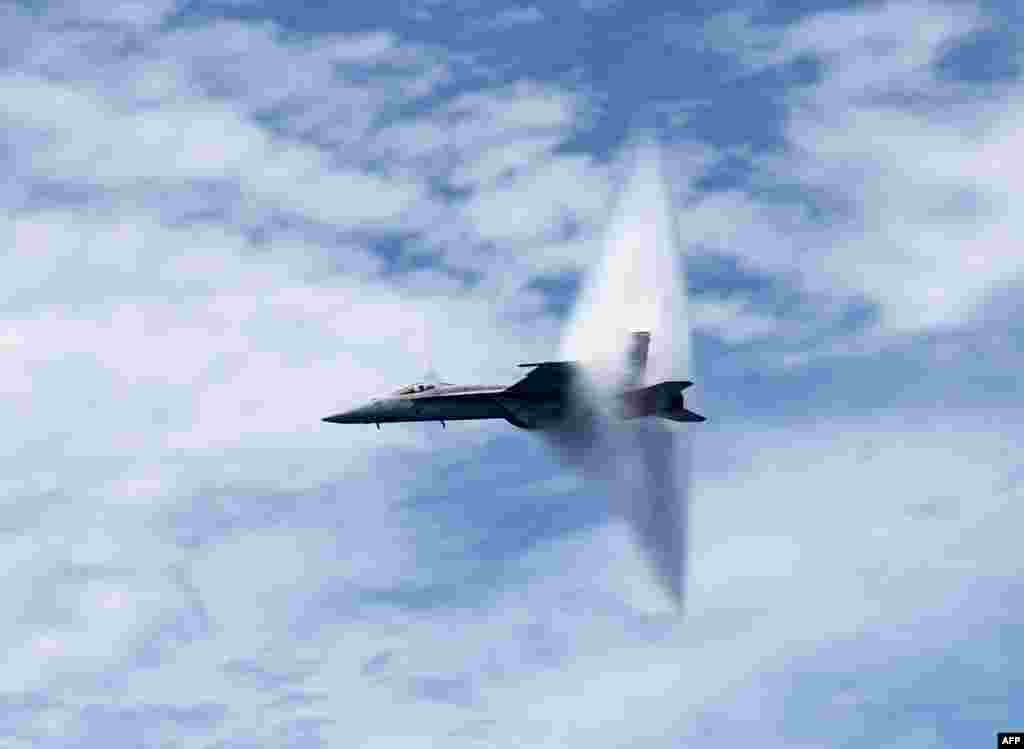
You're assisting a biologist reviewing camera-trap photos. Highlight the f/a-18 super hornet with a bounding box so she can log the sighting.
[322,332,705,430]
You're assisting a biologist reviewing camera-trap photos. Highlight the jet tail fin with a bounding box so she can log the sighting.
[622,331,650,389]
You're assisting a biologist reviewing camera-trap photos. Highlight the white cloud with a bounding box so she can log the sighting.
[498,6,543,25]
[170,411,1020,748]
[0,19,629,744]
[369,81,614,294]
[690,296,781,343]
[457,153,609,245]
[374,81,587,176]
[191,529,349,652]
[0,72,428,228]
[3,208,553,496]
[450,82,584,140]
[695,0,1024,338]
[782,0,976,76]
[0,12,593,726]
[59,0,182,28]
[449,133,565,189]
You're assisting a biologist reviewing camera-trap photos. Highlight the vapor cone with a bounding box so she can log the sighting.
[554,135,695,607]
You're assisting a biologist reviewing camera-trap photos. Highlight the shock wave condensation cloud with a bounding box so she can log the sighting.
[556,136,695,606]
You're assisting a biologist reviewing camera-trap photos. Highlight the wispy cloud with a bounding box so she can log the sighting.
[694,0,1024,340]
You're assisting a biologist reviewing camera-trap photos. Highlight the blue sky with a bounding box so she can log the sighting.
[2,0,1022,746]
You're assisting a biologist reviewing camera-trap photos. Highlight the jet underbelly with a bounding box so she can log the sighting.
[405,394,506,421]
[496,396,568,430]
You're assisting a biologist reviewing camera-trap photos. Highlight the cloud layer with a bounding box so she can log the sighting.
[2,0,1021,746]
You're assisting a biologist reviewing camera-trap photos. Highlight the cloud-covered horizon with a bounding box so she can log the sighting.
[3,0,1022,746]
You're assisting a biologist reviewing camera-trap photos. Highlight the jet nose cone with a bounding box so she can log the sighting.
[323,401,380,425]
[322,410,361,424]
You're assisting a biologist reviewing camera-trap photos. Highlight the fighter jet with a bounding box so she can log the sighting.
[322,332,705,430]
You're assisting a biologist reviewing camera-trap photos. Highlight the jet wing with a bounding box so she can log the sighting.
[504,361,578,397]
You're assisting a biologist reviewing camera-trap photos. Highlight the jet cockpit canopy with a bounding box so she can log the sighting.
[393,383,437,396]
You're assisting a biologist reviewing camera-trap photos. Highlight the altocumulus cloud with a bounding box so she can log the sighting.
[692,0,1024,339]
[1,0,1022,747]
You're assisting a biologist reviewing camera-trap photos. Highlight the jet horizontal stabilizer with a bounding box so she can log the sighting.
[619,380,701,422]
[659,408,706,423]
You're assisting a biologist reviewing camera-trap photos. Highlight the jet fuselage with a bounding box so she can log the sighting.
[324,385,506,424]
[321,333,705,430]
